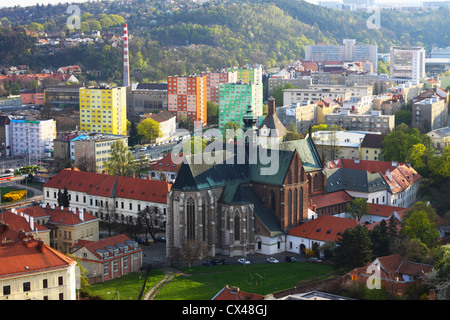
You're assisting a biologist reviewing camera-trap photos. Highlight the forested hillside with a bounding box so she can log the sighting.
[0,0,448,84]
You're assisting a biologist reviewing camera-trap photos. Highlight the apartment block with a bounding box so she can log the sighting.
[325,110,394,134]
[283,88,352,105]
[10,119,56,158]
[268,77,312,96]
[276,102,317,134]
[305,39,377,68]
[79,86,127,135]
[201,70,238,104]
[72,133,128,173]
[413,96,448,132]
[390,46,426,84]
[228,66,263,84]
[218,82,263,130]
[167,75,207,127]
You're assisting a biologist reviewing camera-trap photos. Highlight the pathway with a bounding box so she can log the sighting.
[142,268,184,300]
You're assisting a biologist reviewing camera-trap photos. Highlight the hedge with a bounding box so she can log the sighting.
[3,190,27,202]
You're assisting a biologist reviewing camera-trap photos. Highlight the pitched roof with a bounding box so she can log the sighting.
[276,137,323,172]
[360,133,386,148]
[325,167,389,194]
[367,203,408,219]
[72,233,141,261]
[44,169,170,204]
[149,153,183,173]
[309,190,352,210]
[0,234,75,278]
[288,215,358,242]
[258,112,287,138]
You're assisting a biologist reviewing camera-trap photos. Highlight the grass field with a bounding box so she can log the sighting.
[88,270,166,300]
[155,262,337,300]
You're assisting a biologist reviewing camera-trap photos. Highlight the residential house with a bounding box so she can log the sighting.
[327,159,422,208]
[0,225,77,300]
[426,126,450,153]
[71,233,142,283]
[359,133,386,160]
[347,254,433,296]
[148,153,183,183]
[145,110,176,143]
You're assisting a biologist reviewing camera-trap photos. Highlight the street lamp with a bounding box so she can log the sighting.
[107,291,120,300]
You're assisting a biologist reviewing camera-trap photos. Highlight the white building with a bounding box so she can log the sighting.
[10,119,56,158]
[390,46,426,84]
[147,110,177,143]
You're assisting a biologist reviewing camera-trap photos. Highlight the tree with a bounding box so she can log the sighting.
[57,187,70,208]
[207,101,218,124]
[98,203,117,237]
[283,121,303,142]
[369,219,392,257]
[136,118,162,143]
[334,225,373,270]
[105,140,136,177]
[402,210,440,250]
[171,239,208,268]
[137,206,165,243]
[347,198,369,222]
[183,136,206,154]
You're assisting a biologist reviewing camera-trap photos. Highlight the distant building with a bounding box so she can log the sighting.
[426,127,450,153]
[325,110,395,134]
[390,46,426,83]
[44,85,84,107]
[305,39,378,69]
[167,75,207,127]
[276,101,317,134]
[148,153,183,183]
[412,96,448,132]
[258,98,287,145]
[145,110,177,143]
[0,115,11,157]
[359,133,386,160]
[228,66,263,84]
[79,86,127,135]
[127,83,167,117]
[218,81,263,130]
[312,130,371,160]
[10,118,56,158]
[201,70,238,104]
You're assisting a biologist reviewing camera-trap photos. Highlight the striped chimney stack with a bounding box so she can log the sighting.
[123,23,130,87]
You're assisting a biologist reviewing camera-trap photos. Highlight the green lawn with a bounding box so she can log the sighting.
[88,270,166,300]
[155,262,337,300]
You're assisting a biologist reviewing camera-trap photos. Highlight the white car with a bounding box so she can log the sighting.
[267,257,279,263]
[237,258,250,265]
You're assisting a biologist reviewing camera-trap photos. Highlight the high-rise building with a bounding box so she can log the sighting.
[201,70,238,104]
[79,86,127,135]
[10,119,56,158]
[218,82,263,130]
[228,66,263,84]
[305,39,378,69]
[167,75,207,127]
[389,46,426,84]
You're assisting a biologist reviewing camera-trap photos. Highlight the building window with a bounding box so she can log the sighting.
[3,285,11,296]
[59,293,64,300]
[23,282,31,292]
[43,279,48,289]
[186,197,195,240]
[234,212,240,241]
[58,276,63,286]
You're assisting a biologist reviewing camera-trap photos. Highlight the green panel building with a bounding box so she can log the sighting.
[218,82,263,130]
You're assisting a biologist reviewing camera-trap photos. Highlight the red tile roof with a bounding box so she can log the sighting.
[326,159,422,195]
[0,234,75,278]
[72,233,141,261]
[288,215,358,242]
[149,153,183,173]
[309,190,352,210]
[212,286,264,300]
[44,169,171,204]
[367,203,408,218]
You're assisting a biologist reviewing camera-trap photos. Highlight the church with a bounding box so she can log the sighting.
[166,99,326,258]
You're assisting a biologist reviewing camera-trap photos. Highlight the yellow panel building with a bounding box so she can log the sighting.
[79,86,127,135]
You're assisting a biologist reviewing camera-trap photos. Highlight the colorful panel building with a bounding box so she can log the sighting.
[79,86,127,135]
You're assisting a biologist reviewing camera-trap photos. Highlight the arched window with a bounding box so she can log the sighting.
[294,188,298,226]
[299,187,304,219]
[287,169,292,185]
[186,197,195,240]
[234,211,240,241]
[295,156,299,183]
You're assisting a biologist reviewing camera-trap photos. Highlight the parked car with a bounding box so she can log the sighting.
[285,256,297,263]
[308,257,322,262]
[210,259,222,265]
[203,261,213,266]
[267,257,279,263]
[220,259,230,265]
[155,236,166,243]
[237,258,251,265]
